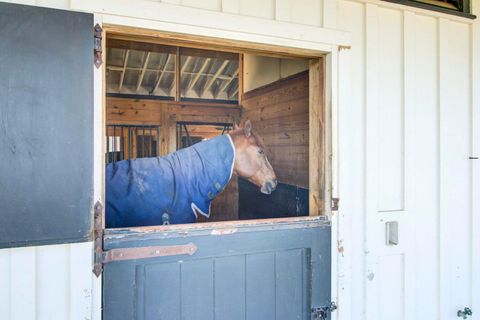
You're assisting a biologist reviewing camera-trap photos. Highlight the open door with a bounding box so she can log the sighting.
[0,3,94,248]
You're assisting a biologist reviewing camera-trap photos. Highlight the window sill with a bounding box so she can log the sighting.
[382,0,476,19]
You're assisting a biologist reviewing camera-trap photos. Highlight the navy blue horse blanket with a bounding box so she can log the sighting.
[106,135,235,228]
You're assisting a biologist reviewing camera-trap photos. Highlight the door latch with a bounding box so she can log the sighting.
[457,307,472,319]
[312,301,337,319]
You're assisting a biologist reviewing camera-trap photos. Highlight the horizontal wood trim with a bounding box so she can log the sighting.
[105,28,330,59]
[107,38,177,54]
[180,47,238,61]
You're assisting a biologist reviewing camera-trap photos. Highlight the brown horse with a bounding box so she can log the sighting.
[106,119,277,227]
[229,120,277,194]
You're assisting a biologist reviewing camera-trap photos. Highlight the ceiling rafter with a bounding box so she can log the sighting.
[202,60,229,96]
[215,69,238,98]
[151,54,172,95]
[188,58,211,92]
[118,50,130,91]
[136,52,151,93]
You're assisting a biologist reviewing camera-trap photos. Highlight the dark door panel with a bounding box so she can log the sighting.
[0,3,94,248]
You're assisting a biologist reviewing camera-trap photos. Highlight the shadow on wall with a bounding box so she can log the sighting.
[238,178,309,220]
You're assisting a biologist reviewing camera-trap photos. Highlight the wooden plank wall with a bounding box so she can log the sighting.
[106,97,241,221]
[106,98,241,153]
[242,71,309,188]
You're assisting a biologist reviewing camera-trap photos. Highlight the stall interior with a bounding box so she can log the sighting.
[105,36,315,226]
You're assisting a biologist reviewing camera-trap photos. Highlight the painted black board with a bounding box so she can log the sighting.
[103,219,331,320]
[0,3,93,248]
[238,178,309,220]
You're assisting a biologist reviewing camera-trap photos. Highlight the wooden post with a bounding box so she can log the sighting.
[160,104,170,156]
[175,47,181,101]
[309,58,324,216]
[238,53,244,105]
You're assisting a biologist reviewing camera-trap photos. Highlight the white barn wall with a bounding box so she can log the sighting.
[337,0,479,319]
[0,0,478,319]
[0,242,98,320]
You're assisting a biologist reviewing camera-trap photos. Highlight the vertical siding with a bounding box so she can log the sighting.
[412,14,440,320]
[338,0,477,319]
[337,3,366,319]
[0,242,99,320]
[438,19,472,318]
[377,7,404,211]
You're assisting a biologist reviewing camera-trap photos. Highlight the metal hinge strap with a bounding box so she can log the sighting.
[92,201,197,277]
[331,197,340,211]
[93,24,103,68]
[102,243,197,263]
[312,301,337,320]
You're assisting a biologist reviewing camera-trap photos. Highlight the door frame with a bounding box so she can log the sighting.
[93,20,344,319]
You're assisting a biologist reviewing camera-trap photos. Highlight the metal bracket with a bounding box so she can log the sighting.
[457,307,473,319]
[92,201,198,277]
[93,201,104,277]
[312,301,337,319]
[331,197,340,211]
[93,24,103,68]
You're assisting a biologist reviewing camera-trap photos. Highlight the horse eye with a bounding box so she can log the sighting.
[258,149,264,154]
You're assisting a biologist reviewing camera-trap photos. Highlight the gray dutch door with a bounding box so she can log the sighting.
[103,219,331,320]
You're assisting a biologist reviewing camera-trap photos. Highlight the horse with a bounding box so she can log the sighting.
[105,120,277,228]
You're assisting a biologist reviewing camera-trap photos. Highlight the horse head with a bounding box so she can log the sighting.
[229,120,278,194]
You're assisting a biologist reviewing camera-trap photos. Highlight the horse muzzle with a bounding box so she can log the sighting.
[261,179,278,195]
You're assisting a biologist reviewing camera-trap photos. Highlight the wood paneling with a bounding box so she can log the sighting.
[106,97,241,220]
[242,71,310,189]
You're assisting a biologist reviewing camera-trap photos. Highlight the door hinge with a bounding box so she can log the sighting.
[331,197,340,211]
[93,201,104,277]
[312,301,337,319]
[92,201,197,277]
[93,24,103,68]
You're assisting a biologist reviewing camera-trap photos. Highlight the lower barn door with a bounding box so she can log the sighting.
[103,218,331,320]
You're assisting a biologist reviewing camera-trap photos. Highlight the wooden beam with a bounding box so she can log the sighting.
[228,84,239,100]
[159,104,170,156]
[181,56,192,73]
[308,58,324,216]
[180,47,238,61]
[175,47,181,100]
[107,38,176,54]
[151,54,172,95]
[216,69,238,98]
[238,53,244,104]
[119,50,130,91]
[202,60,229,96]
[136,52,151,93]
[187,58,210,92]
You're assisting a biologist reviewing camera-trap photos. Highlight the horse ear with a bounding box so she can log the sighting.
[244,120,252,137]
